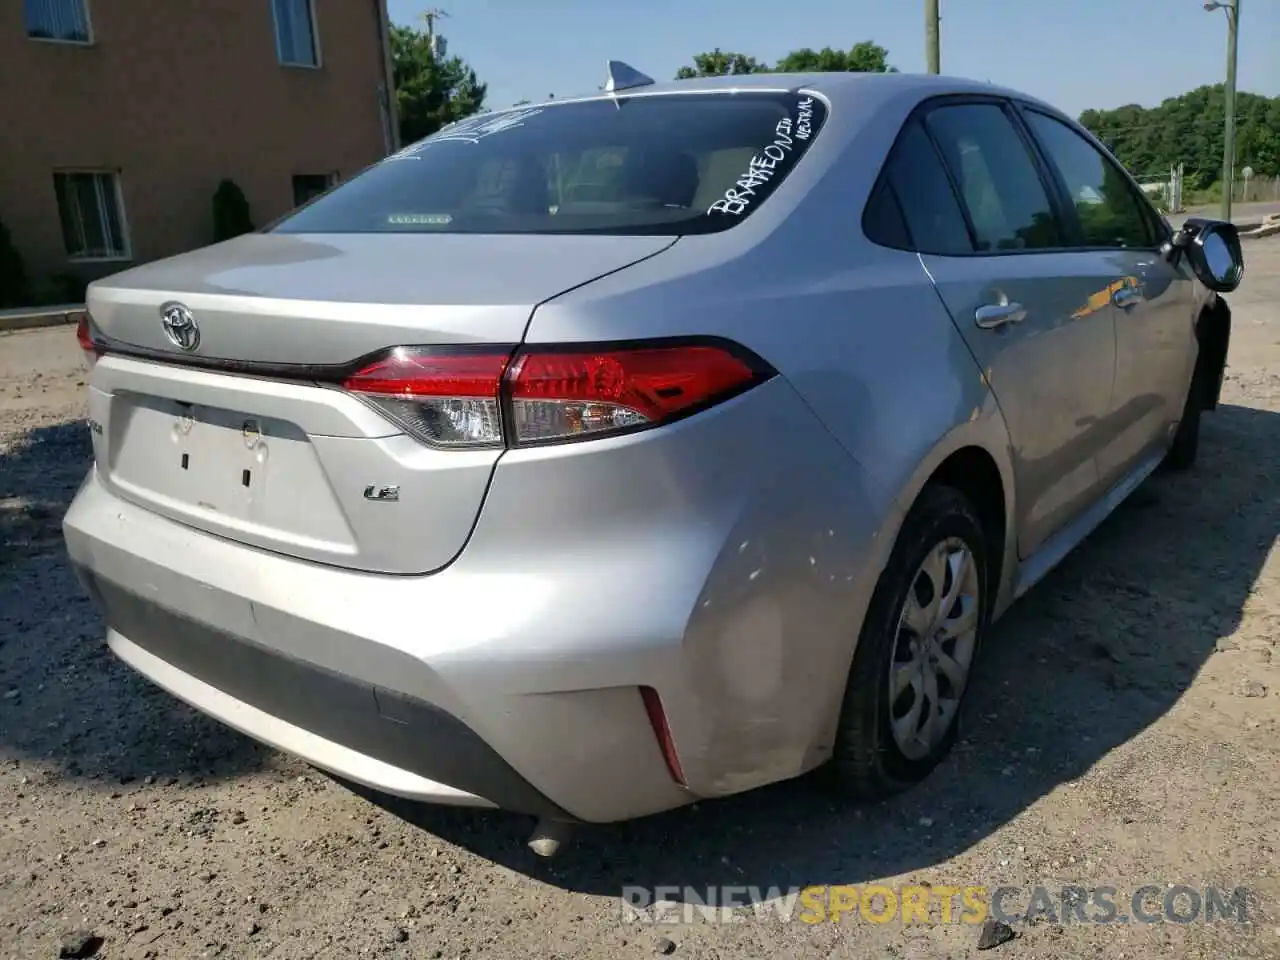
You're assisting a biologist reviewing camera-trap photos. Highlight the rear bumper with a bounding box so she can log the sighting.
[64,377,897,823]
[65,472,684,821]
[87,576,564,817]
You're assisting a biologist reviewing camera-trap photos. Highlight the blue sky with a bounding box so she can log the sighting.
[386,0,1278,118]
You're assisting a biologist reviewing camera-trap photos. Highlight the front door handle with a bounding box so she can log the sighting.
[1112,285,1144,310]
[975,302,1027,329]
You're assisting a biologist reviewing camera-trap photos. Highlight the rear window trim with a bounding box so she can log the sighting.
[435,85,819,114]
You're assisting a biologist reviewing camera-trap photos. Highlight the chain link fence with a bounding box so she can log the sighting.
[1134,165,1184,213]
[1132,166,1280,214]
[1234,174,1280,204]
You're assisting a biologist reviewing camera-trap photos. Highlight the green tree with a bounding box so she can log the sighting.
[774,47,845,72]
[1078,84,1280,188]
[847,41,897,72]
[677,42,896,79]
[775,41,896,73]
[392,24,487,145]
[675,49,769,78]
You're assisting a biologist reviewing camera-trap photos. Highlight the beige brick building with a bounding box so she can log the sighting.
[1,0,398,299]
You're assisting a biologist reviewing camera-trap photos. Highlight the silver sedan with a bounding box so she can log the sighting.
[63,66,1244,843]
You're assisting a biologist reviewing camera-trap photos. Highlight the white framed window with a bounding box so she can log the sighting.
[272,0,320,68]
[53,171,131,262]
[25,0,93,44]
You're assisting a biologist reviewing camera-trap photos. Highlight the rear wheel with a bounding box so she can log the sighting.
[830,484,989,801]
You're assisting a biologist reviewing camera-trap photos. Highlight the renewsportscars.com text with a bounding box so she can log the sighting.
[620,884,1252,926]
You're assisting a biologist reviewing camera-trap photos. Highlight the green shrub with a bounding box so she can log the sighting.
[212,179,254,242]
[0,218,31,308]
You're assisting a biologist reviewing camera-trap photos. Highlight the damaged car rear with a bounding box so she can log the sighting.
[65,67,1240,848]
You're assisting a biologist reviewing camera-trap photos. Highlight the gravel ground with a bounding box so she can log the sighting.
[3,245,1280,960]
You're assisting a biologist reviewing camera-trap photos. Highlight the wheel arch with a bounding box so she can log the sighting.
[1194,294,1231,411]
[924,446,1008,617]
[883,410,1020,621]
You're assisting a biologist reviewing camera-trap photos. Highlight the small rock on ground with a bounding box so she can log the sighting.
[976,918,1016,950]
[57,930,103,959]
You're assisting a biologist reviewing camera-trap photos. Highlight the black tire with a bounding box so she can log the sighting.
[829,484,990,802]
[1164,374,1202,471]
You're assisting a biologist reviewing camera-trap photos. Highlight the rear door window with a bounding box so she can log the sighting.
[271,93,827,237]
[924,103,1063,252]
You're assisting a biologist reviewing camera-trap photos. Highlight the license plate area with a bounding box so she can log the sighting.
[110,396,298,520]
[103,393,355,560]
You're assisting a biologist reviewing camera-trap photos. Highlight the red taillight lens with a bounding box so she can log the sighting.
[507,345,760,444]
[342,348,511,448]
[341,340,771,449]
[76,312,104,369]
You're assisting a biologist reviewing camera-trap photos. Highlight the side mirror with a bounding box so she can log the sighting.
[1164,218,1245,293]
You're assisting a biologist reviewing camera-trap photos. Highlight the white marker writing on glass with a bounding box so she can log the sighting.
[709,114,802,216]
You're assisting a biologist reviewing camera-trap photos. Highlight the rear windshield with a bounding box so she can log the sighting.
[271,92,827,237]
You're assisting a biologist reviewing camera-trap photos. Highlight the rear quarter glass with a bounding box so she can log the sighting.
[271,92,828,237]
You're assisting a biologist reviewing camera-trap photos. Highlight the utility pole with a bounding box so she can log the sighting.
[1204,0,1240,221]
[925,0,940,74]
[419,7,450,57]
[1223,0,1239,221]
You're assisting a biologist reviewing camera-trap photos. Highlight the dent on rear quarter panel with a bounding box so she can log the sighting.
[675,401,899,794]
[652,251,1012,791]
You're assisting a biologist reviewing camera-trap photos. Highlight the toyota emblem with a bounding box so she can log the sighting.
[160,302,200,352]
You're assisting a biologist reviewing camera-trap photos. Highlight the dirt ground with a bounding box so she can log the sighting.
[2,243,1279,960]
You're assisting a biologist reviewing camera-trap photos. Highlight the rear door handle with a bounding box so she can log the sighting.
[975,302,1027,329]
[1112,285,1143,309]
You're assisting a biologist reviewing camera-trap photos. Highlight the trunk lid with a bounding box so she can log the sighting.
[88,232,674,363]
[85,232,674,574]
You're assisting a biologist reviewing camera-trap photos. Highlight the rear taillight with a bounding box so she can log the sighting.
[76,312,104,369]
[341,348,510,447]
[341,339,772,449]
[507,345,760,444]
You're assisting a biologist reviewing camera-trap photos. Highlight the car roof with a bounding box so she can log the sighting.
[500,71,1058,117]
